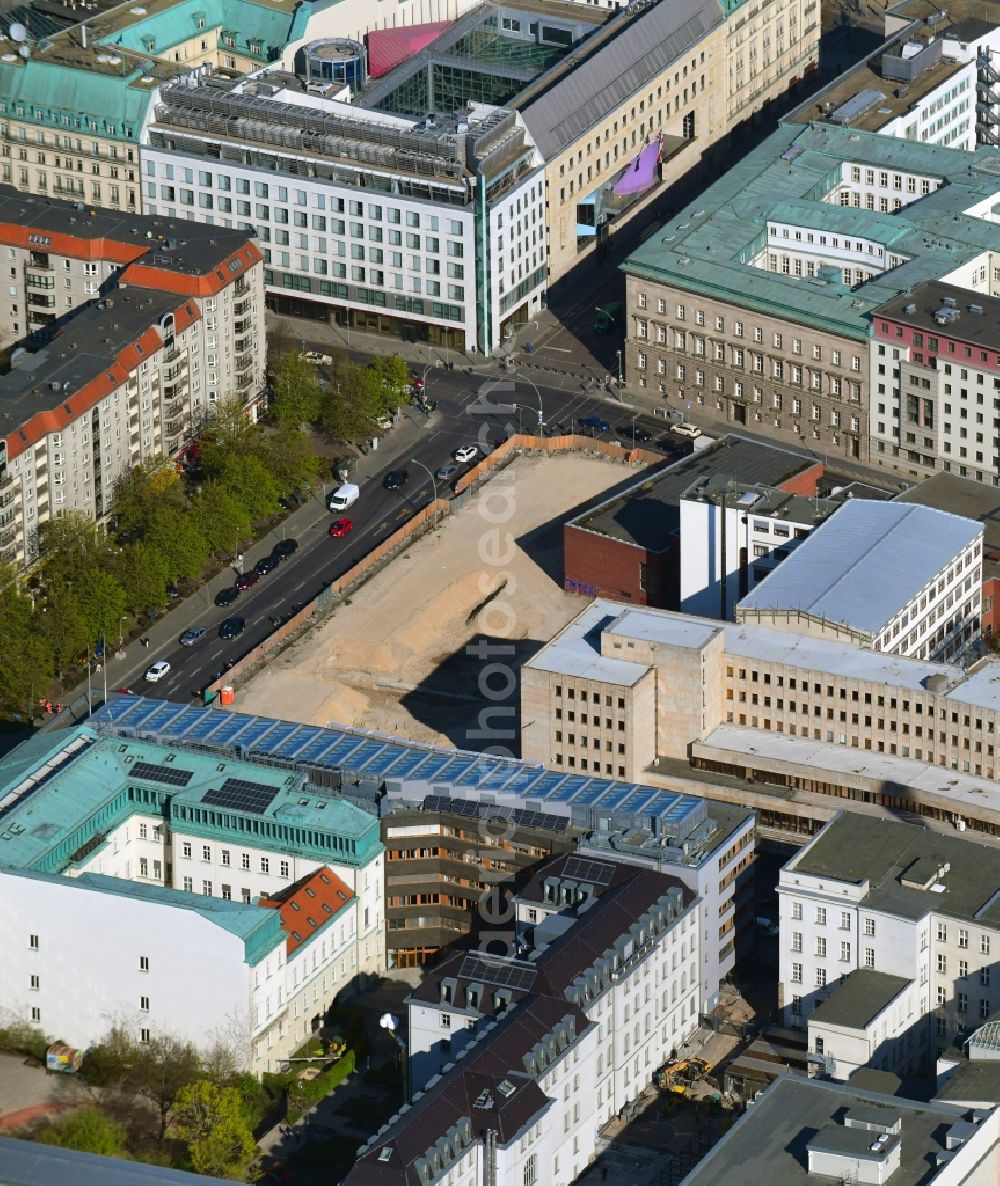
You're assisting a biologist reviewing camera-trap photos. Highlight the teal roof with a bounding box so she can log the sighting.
[0,727,381,873]
[2,863,284,964]
[0,61,154,139]
[622,121,1000,339]
[103,0,294,60]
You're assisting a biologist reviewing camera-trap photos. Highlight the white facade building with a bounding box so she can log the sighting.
[679,478,835,619]
[351,856,699,1186]
[0,719,386,1074]
[141,80,546,354]
[736,498,983,662]
[778,812,1000,1076]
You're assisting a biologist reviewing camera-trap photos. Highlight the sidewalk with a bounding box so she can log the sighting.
[52,408,434,724]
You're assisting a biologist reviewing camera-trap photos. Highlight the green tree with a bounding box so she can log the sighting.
[37,511,105,589]
[191,482,252,557]
[173,1080,256,1178]
[37,584,91,679]
[319,359,393,442]
[0,566,53,714]
[81,1025,139,1091]
[72,566,128,647]
[111,542,170,616]
[218,454,280,524]
[135,1034,201,1143]
[368,352,410,398]
[269,350,323,428]
[36,1107,127,1157]
[200,399,262,480]
[146,506,209,583]
[111,456,184,539]
[261,425,322,494]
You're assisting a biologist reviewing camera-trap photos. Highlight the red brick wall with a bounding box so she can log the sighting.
[984,576,1000,636]
[779,462,825,496]
[563,524,677,607]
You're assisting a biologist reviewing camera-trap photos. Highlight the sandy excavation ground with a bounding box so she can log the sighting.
[237,454,646,751]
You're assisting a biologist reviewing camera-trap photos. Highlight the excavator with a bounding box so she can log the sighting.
[653,1056,712,1095]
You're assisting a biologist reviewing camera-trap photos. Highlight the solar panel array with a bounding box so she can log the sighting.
[458,954,537,992]
[203,778,280,816]
[562,855,617,886]
[130,761,194,787]
[92,699,709,840]
[421,795,570,833]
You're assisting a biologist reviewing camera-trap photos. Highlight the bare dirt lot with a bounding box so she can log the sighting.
[237,454,648,751]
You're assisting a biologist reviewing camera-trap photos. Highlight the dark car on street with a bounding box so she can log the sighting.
[235,570,260,591]
[219,616,246,640]
[272,538,298,560]
[618,424,652,443]
[383,469,409,491]
[578,416,610,434]
[214,586,240,607]
[255,554,279,576]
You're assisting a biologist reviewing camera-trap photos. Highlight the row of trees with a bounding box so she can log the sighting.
[0,346,415,715]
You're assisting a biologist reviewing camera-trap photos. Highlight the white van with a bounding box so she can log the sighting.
[327,483,359,512]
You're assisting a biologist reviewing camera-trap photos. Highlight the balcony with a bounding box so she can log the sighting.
[162,363,187,383]
[26,275,55,290]
[234,318,252,335]
[234,278,250,297]
[0,527,16,548]
[164,399,184,418]
[235,352,254,372]
[233,298,251,318]
[165,418,185,436]
[236,372,254,390]
[27,294,55,309]
[234,336,252,354]
[28,252,51,271]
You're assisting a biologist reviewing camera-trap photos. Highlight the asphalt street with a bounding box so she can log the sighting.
[119,369,688,705]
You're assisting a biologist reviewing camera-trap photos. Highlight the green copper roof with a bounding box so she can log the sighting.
[0,727,381,873]
[102,0,294,60]
[0,61,154,139]
[622,121,1000,339]
[3,863,284,964]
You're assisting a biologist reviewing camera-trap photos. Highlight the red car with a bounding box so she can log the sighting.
[235,570,260,590]
[329,517,353,539]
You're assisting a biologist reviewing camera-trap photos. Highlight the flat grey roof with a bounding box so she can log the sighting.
[723,621,965,692]
[875,281,1000,351]
[679,1075,976,1186]
[737,499,983,635]
[0,290,182,431]
[896,471,1000,581]
[0,1136,237,1184]
[0,185,252,278]
[810,969,912,1030]
[935,1058,1000,1104]
[524,600,652,685]
[786,810,1000,926]
[944,659,1000,710]
[697,725,1000,828]
[569,434,815,551]
[604,607,722,650]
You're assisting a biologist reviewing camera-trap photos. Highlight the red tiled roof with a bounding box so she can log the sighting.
[259,866,354,956]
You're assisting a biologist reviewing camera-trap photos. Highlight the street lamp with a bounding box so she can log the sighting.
[616,349,623,388]
[380,1012,408,1104]
[513,372,545,430]
[410,457,438,525]
[118,615,128,651]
